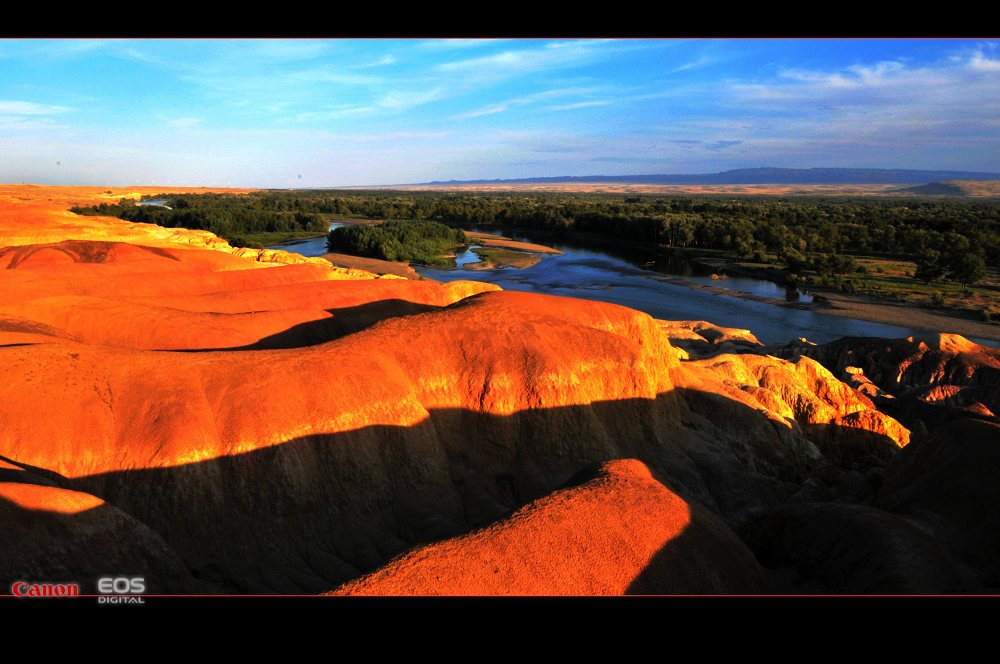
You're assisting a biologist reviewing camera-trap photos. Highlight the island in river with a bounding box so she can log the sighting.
[271,223,562,279]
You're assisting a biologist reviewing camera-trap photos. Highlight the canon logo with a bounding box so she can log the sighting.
[10,581,80,597]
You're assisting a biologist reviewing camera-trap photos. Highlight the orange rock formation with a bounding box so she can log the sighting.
[0,185,952,595]
[330,459,765,595]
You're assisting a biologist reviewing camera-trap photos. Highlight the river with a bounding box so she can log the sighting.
[270,225,1000,348]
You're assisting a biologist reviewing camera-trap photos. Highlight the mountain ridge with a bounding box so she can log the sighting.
[426,168,1000,186]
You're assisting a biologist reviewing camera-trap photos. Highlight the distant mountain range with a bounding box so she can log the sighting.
[427,168,1000,186]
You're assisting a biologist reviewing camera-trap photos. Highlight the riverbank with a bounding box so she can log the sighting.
[690,256,1000,342]
[659,270,1000,342]
[807,290,1000,342]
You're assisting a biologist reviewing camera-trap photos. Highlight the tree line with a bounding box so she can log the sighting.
[69,197,326,247]
[72,190,999,284]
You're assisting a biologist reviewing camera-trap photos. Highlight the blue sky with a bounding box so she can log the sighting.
[1,38,998,187]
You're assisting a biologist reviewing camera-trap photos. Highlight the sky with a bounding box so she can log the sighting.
[1,38,998,187]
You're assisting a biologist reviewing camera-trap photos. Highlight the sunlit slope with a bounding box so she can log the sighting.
[2,185,956,594]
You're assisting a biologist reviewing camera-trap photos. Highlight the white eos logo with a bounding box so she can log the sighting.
[96,577,146,604]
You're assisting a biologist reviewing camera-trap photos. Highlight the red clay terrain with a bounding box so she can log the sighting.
[330,459,765,595]
[0,185,995,595]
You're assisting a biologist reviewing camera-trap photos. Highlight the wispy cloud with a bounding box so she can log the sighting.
[457,104,508,120]
[0,100,71,115]
[670,54,715,74]
[292,87,443,122]
[456,87,604,120]
[0,99,72,131]
[436,40,618,81]
[547,100,609,112]
[356,54,396,68]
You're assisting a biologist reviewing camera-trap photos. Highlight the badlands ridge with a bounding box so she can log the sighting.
[1,186,997,595]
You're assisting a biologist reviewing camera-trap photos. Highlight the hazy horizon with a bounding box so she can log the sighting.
[2,38,999,188]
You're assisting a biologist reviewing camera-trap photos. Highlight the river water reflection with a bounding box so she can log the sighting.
[271,225,999,348]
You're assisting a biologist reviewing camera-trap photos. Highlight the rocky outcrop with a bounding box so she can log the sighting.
[676,353,908,470]
[800,333,1000,393]
[659,320,763,359]
[773,333,1000,433]
[329,459,766,595]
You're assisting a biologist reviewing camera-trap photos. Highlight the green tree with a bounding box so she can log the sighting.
[915,249,947,284]
[950,253,986,286]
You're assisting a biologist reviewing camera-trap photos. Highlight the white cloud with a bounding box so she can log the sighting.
[969,50,1000,72]
[729,52,1000,121]
[355,54,396,68]
[436,40,617,80]
[457,104,508,120]
[456,87,605,120]
[671,54,714,74]
[547,100,610,111]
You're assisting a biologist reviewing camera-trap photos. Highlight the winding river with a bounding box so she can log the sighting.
[272,225,1000,348]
